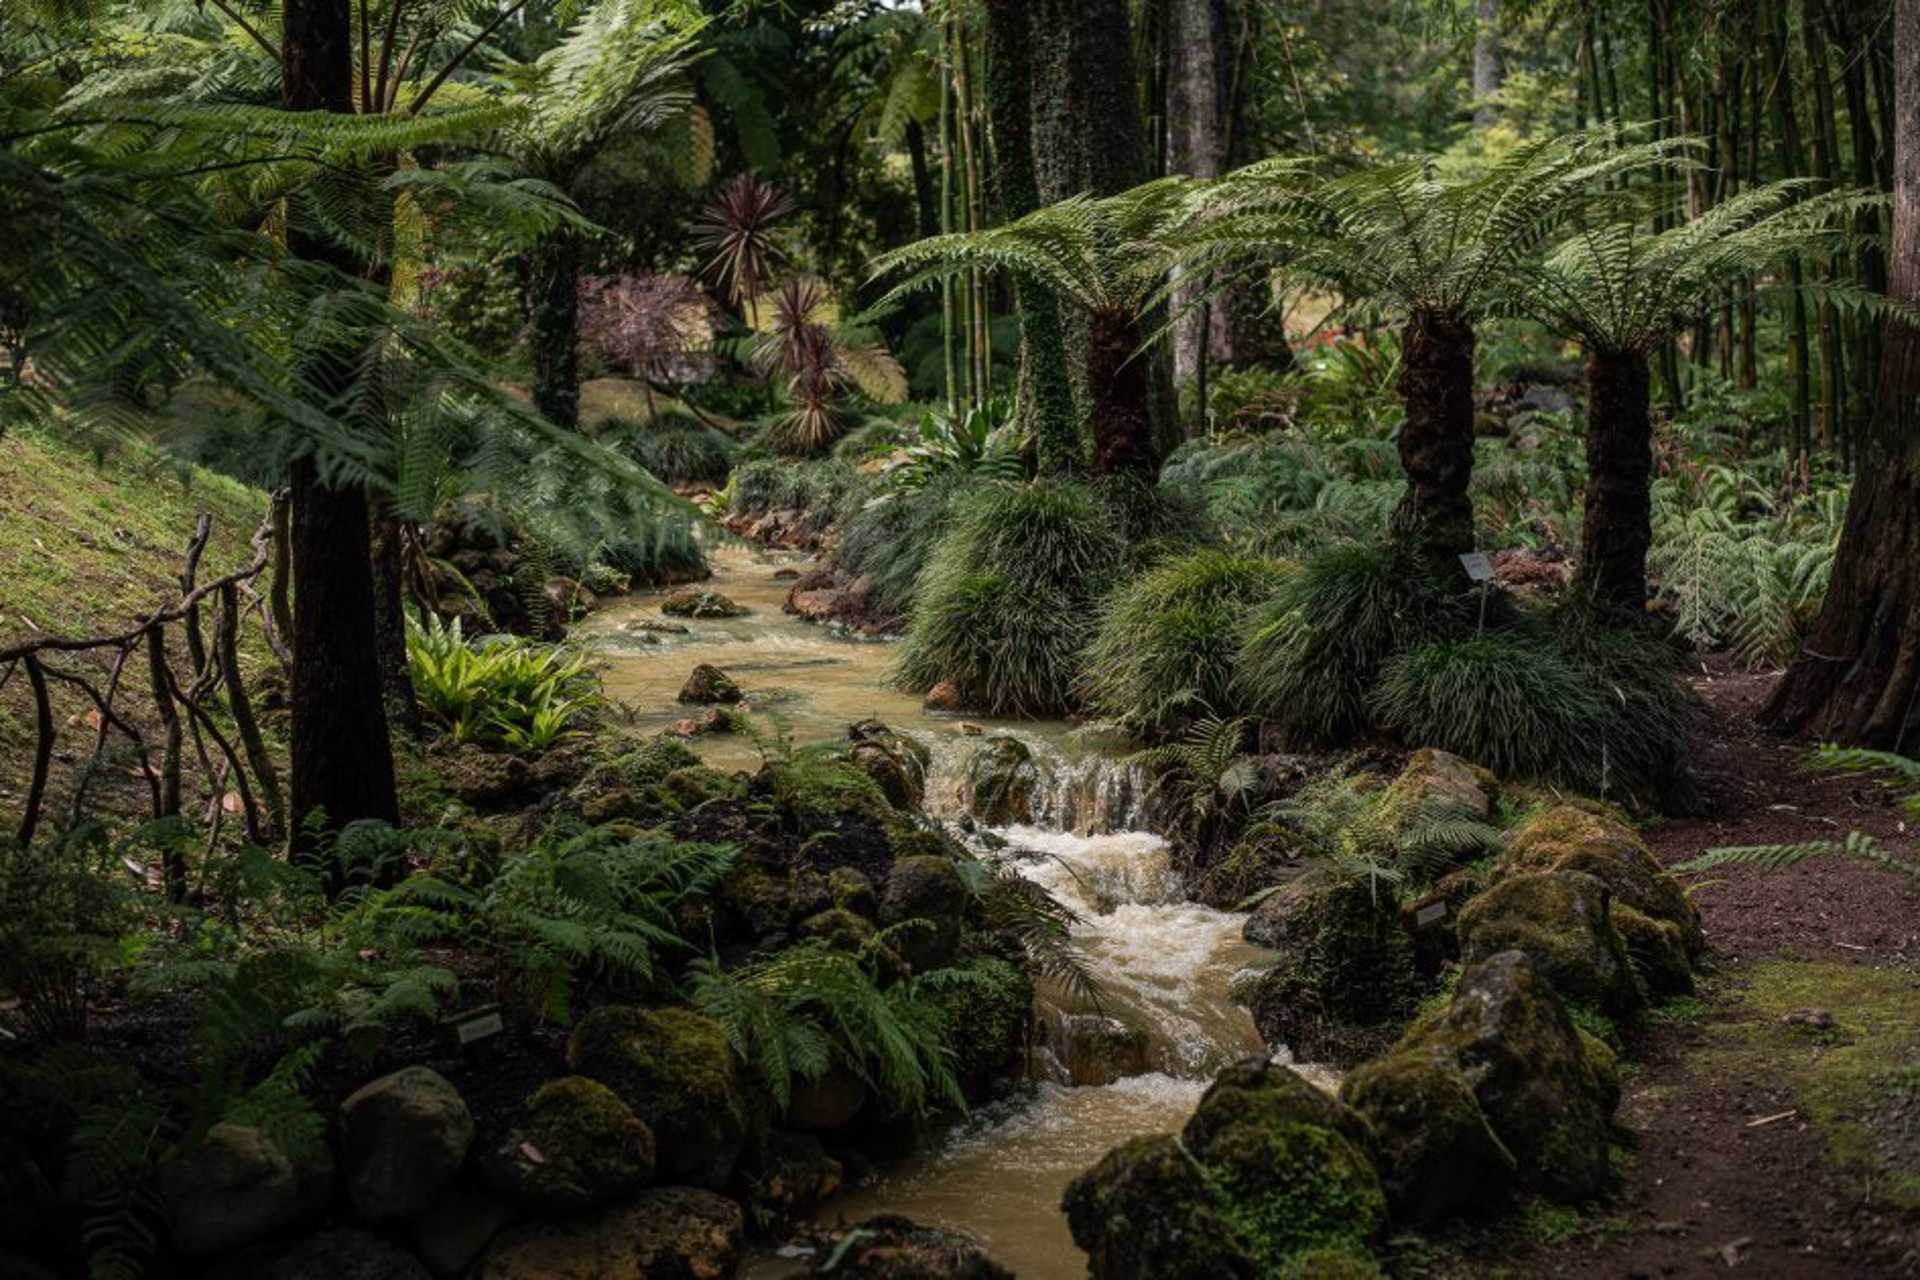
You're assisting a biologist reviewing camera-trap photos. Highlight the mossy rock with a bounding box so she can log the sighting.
[1392,950,1615,1202]
[878,855,969,973]
[717,862,832,944]
[660,588,747,618]
[750,1131,844,1218]
[482,1076,655,1214]
[1183,1057,1376,1160]
[678,663,742,705]
[1399,866,1487,974]
[847,721,932,812]
[1457,870,1646,1019]
[564,1007,747,1190]
[921,955,1034,1098]
[1577,1028,1622,1114]
[1246,878,1426,1067]
[828,866,880,917]
[1280,1245,1385,1279]
[660,765,742,811]
[1504,804,1703,955]
[1383,748,1496,823]
[1612,902,1694,998]
[964,736,1040,826]
[763,755,893,825]
[620,737,703,786]
[1063,1135,1256,1280]
[1337,1049,1518,1223]
[806,1214,1013,1279]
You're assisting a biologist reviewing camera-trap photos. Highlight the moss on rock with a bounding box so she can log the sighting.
[964,737,1040,826]
[921,956,1033,1098]
[1062,1135,1256,1280]
[1337,1049,1518,1223]
[1457,870,1645,1019]
[1504,804,1702,956]
[564,1007,747,1190]
[1611,902,1694,998]
[483,1076,654,1214]
[878,855,969,973]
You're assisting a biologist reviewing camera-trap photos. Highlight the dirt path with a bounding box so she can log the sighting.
[1483,660,1920,1279]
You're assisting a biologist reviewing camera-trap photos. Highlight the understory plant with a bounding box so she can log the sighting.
[1083,549,1291,735]
[894,480,1128,715]
[406,611,602,751]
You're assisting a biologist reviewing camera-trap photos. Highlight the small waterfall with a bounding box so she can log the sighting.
[916,730,1158,834]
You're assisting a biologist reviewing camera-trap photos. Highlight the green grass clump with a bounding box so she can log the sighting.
[895,481,1127,716]
[617,413,737,486]
[1083,549,1290,734]
[834,470,978,619]
[730,457,859,519]
[1233,541,1464,741]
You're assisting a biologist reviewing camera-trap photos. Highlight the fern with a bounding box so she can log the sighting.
[1677,748,1920,881]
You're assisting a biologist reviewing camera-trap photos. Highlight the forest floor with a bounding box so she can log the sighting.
[1437,659,1920,1279]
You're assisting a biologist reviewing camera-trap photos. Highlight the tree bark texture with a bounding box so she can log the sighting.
[1088,311,1159,480]
[1168,0,1233,396]
[1764,0,1920,748]
[369,504,421,738]
[1574,349,1654,615]
[528,231,582,430]
[984,0,1081,476]
[1390,308,1478,564]
[283,0,399,849]
[1472,0,1505,126]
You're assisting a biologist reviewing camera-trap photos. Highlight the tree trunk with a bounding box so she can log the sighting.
[1167,0,1230,404]
[1087,310,1158,479]
[1472,0,1504,126]
[1574,348,1654,615]
[283,0,399,854]
[1764,0,1920,748]
[904,118,939,240]
[1390,308,1477,564]
[527,231,581,429]
[984,0,1080,475]
[369,503,420,737]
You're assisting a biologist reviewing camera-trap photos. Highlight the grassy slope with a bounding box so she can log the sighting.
[1,428,272,826]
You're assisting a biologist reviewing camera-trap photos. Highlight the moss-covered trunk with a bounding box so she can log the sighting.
[1390,307,1478,565]
[1574,348,1654,615]
[1088,310,1158,479]
[527,231,581,430]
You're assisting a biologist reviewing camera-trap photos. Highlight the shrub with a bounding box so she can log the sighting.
[406,612,602,752]
[730,457,861,527]
[619,414,737,486]
[1556,622,1702,812]
[1234,541,1467,742]
[894,481,1127,715]
[835,469,979,619]
[1083,549,1290,733]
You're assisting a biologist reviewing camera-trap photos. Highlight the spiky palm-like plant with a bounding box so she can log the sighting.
[747,276,907,454]
[1507,178,1880,614]
[692,172,796,327]
[870,177,1196,479]
[1180,131,1688,566]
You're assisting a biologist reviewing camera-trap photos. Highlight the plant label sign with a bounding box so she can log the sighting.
[442,1005,505,1048]
[1458,551,1495,582]
[1414,900,1448,929]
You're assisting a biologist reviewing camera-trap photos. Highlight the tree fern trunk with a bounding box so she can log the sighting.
[527,231,581,430]
[1765,0,1920,748]
[283,0,399,862]
[369,501,420,738]
[984,0,1080,475]
[1390,308,1477,565]
[1087,310,1157,479]
[1574,348,1654,615]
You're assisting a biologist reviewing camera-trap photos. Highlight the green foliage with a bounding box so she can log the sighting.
[1233,541,1461,741]
[879,397,1028,496]
[1128,715,1262,840]
[953,855,1103,1009]
[406,611,602,751]
[1084,550,1290,734]
[1253,770,1500,900]
[729,456,861,529]
[834,468,978,619]
[610,412,738,485]
[689,940,964,1113]
[0,823,144,1040]
[894,480,1128,716]
[1679,748,1920,883]
[380,825,734,1026]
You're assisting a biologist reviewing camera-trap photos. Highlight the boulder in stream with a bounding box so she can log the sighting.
[677,663,742,705]
[660,587,748,619]
[878,855,968,972]
[964,736,1040,825]
[807,1214,1014,1279]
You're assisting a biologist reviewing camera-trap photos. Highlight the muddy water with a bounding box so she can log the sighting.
[589,547,1284,1279]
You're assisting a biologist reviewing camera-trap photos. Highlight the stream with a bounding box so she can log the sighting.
[586,546,1292,1279]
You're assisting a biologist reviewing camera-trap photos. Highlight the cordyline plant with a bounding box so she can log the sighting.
[692,173,795,326]
[750,277,907,454]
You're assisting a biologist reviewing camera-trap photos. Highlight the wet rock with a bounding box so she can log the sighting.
[409,1187,511,1278]
[544,577,598,619]
[964,736,1040,825]
[474,1186,742,1280]
[786,1066,869,1131]
[156,1122,330,1255]
[1241,874,1320,951]
[808,1214,1013,1279]
[923,680,965,712]
[678,663,742,705]
[1384,748,1495,823]
[774,568,802,581]
[1457,870,1645,1019]
[1064,1134,1255,1280]
[753,1131,844,1217]
[1047,1013,1151,1086]
[1338,1051,1518,1223]
[1504,804,1703,955]
[847,721,931,811]
[622,618,690,635]
[1246,878,1425,1067]
[338,1067,474,1224]
[483,1076,655,1214]
[565,1007,748,1189]
[262,1228,433,1280]
[1391,950,1616,1202]
[661,588,747,619]
[878,855,968,973]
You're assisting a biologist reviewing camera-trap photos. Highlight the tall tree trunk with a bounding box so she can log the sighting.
[369,502,420,737]
[1766,0,1814,456]
[527,231,581,429]
[1764,0,1920,748]
[1574,348,1654,614]
[283,0,399,854]
[1390,308,1478,564]
[904,119,939,240]
[984,0,1079,475]
[1168,0,1230,406]
[1472,0,1504,126]
[1087,311,1158,479]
